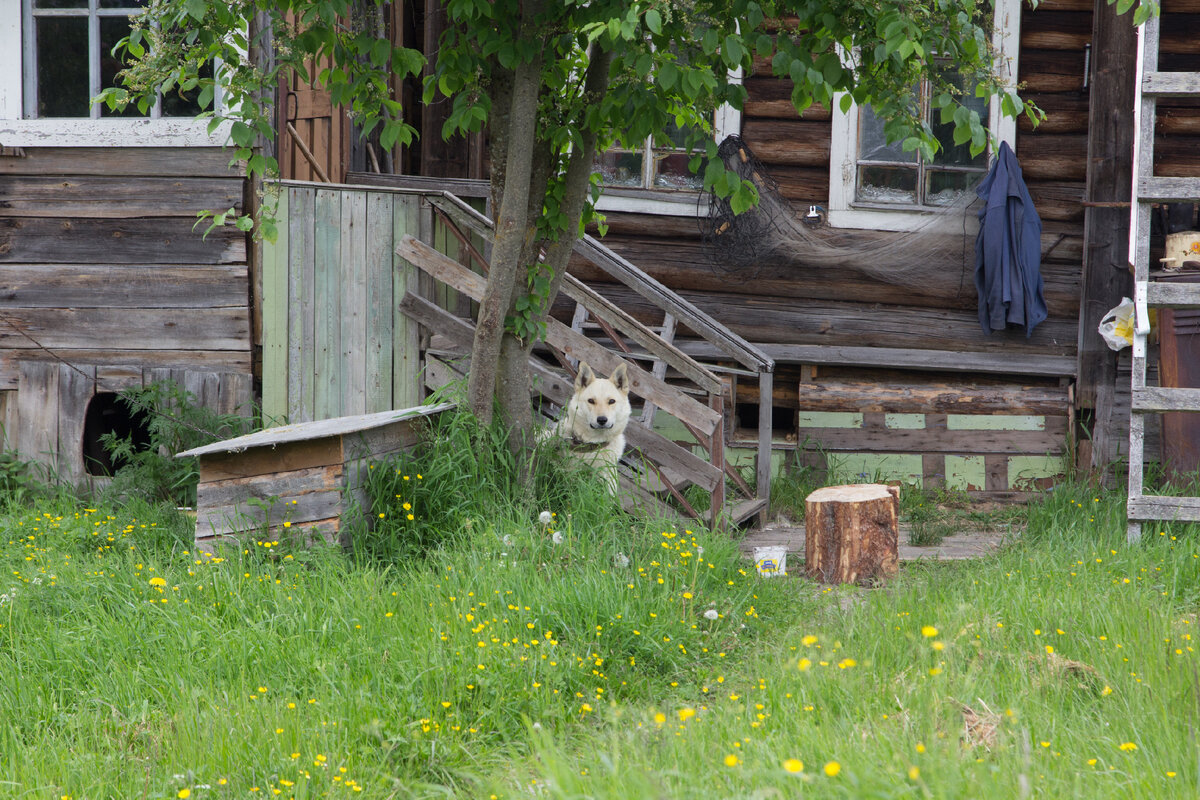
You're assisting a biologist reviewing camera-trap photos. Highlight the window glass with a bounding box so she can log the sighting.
[100,15,145,117]
[36,17,90,117]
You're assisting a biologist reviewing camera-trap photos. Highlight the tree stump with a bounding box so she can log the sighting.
[805,483,900,584]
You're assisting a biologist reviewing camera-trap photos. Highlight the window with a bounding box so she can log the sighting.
[0,0,228,145]
[827,0,1020,230]
[595,67,742,217]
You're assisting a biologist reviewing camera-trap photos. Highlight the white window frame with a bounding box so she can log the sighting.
[0,0,230,147]
[596,66,743,217]
[827,0,1021,231]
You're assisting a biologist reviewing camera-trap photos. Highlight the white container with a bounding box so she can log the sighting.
[753,545,788,578]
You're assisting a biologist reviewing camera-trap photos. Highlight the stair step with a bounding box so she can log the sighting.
[1132,387,1200,413]
[1137,176,1200,203]
[703,497,768,526]
[1142,71,1200,97]
[1128,495,1200,523]
[1145,281,1200,308]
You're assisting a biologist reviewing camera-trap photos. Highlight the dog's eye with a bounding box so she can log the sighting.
[587,398,595,404]
[607,398,615,405]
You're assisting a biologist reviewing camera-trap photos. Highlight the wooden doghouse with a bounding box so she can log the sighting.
[179,403,453,551]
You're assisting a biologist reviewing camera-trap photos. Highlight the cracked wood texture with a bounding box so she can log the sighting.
[805,484,900,585]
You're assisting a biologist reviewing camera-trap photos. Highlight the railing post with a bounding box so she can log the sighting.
[757,369,773,527]
[709,389,726,531]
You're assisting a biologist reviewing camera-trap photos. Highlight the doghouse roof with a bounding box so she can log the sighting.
[177,403,455,458]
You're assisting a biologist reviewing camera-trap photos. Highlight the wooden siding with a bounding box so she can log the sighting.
[0,147,252,395]
[261,182,485,424]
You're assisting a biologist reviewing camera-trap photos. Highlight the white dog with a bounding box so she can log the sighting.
[551,361,632,494]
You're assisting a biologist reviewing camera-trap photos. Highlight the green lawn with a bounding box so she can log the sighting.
[0,469,1197,798]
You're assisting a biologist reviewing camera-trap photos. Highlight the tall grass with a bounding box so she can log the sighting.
[0,414,1197,798]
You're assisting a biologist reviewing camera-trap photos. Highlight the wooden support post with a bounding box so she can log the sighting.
[922,414,947,489]
[804,484,900,585]
[710,389,726,530]
[757,369,773,526]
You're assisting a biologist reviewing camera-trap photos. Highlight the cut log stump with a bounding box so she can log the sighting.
[805,483,900,584]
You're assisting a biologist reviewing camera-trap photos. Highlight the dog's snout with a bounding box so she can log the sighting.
[596,415,609,427]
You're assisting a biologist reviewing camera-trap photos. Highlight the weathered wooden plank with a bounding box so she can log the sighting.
[796,419,1069,455]
[198,464,343,509]
[398,236,722,434]
[676,342,1077,376]
[313,188,342,421]
[1015,133,1088,181]
[400,294,725,490]
[1021,9,1092,50]
[1132,387,1200,413]
[0,308,249,351]
[578,285,1078,357]
[0,265,249,307]
[17,360,59,478]
[393,193,421,408]
[340,189,368,416]
[1019,49,1087,94]
[1127,495,1200,522]
[0,147,241,177]
[1142,71,1200,97]
[195,485,345,537]
[262,189,289,423]
[57,363,95,488]
[1146,281,1200,308]
[1,389,17,451]
[0,350,250,392]
[1136,175,1200,202]
[345,172,491,198]
[740,118,831,166]
[796,378,1070,415]
[364,191,394,413]
[289,186,316,422]
[0,176,243,218]
[0,218,246,264]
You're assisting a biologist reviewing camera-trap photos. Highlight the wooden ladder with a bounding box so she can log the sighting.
[1126,13,1200,542]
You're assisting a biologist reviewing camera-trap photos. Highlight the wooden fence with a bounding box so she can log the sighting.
[261,181,482,424]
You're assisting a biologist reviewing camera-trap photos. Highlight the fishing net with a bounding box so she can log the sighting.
[702,135,981,295]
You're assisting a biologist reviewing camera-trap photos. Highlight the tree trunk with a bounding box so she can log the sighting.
[468,31,543,424]
[804,483,900,584]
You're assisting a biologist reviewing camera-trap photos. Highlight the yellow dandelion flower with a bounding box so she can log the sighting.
[916,743,926,753]
[908,766,920,780]
[653,712,666,725]
[921,626,938,638]
[798,658,812,671]
[407,514,414,521]
[178,791,191,800]
[783,758,804,773]
[678,708,696,722]
[1119,742,1138,752]
[1101,685,1113,696]
[403,503,411,511]
[931,641,945,651]
[724,754,740,767]
[801,634,818,646]
[824,761,841,777]
[149,577,166,587]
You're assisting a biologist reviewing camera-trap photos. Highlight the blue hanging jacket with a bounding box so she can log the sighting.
[974,141,1047,338]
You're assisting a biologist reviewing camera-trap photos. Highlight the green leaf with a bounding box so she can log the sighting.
[658,62,679,90]
[645,8,662,34]
[839,93,853,114]
[183,0,207,21]
[234,215,255,232]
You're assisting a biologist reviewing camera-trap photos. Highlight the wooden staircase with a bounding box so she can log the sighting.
[1126,13,1200,542]
[395,192,775,529]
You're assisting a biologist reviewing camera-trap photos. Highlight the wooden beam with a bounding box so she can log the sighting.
[1077,0,1136,471]
[795,378,1070,415]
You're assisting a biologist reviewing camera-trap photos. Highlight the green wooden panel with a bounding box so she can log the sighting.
[262,188,289,423]
[313,188,342,420]
[393,194,421,408]
[365,192,394,413]
[288,186,315,423]
[340,189,368,416]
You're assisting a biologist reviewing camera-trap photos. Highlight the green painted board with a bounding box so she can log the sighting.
[262,187,289,423]
[365,191,394,413]
[313,188,342,421]
[340,189,368,416]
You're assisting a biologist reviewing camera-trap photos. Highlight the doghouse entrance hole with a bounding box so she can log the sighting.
[82,393,152,477]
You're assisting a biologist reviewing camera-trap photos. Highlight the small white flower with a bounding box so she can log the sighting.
[551,531,564,545]
[538,511,554,526]
[502,534,514,547]
[704,609,719,621]
[613,552,630,568]
[531,721,543,731]
[696,545,704,556]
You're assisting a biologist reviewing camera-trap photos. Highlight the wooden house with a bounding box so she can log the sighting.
[0,0,254,485]
[321,0,1189,496]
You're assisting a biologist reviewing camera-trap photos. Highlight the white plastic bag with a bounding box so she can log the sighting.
[1099,297,1135,351]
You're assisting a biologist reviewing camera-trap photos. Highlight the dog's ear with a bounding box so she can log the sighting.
[610,362,631,395]
[575,362,595,391]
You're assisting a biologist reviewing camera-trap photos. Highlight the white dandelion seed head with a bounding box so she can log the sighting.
[502,534,514,547]
[551,531,564,545]
[704,609,720,620]
[614,552,630,568]
[538,511,554,526]
[531,721,543,731]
